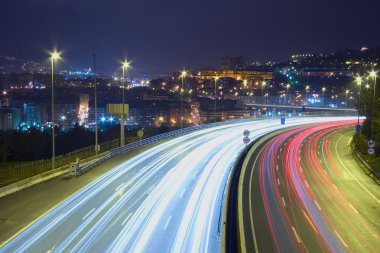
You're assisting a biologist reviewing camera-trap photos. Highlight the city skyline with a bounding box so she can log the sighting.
[1,0,379,74]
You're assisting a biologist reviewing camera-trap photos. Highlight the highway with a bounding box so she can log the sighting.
[1,117,354,253]
[238,120,380,253]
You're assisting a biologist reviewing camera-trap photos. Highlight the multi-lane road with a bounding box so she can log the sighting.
[0,117,353,253]
[238,120,380,253]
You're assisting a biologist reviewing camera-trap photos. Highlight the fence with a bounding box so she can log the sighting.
[0,138,130,187]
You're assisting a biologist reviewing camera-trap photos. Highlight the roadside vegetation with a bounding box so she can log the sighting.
[355,74,380,172]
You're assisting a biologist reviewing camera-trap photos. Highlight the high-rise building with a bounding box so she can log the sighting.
[78,94,89,126]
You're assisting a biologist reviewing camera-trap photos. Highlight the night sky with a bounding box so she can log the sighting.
[1,0,379,75]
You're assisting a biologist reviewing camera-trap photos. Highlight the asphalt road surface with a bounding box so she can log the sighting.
[238,120,380,253]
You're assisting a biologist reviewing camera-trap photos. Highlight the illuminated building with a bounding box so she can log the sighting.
[78,94,89,126]
[200,109,253,122]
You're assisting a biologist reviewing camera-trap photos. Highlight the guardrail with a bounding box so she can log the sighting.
[0,138,120,188]
[77,118,258,175]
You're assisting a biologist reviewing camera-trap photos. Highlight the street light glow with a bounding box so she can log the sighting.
[355,75,362,85]
[51,52,61,60]
[122,61,130,69]
[181,70,187,78]
[369,70,377,78]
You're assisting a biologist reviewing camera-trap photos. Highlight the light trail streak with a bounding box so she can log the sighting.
[1,117,354,252]
[254,120,379,253]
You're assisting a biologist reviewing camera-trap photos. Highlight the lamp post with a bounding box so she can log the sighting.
[261,81,266,102]
[214,77,219,123]
[369,70,377,143]
[286,83,290,104]
[345,89,350,108]
[305,85,310,105]
[180,70,186,130]
[50,51,60,170]
[121,61,130,147]
[355,76,362,125]
[93,53,99,154]
[321,87,326,106]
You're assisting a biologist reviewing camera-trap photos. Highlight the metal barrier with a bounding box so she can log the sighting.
[0,139,120,187]
[77,118,258,175]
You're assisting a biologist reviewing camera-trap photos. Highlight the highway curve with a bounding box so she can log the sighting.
[1,117,352,253]
[238,120,380,253]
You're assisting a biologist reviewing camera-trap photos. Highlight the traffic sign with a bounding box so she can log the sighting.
[243,136,250,144]
[243,130,250,137]
[368,140,375,148]
[368,148,375,155]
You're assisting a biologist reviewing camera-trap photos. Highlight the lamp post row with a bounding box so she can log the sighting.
[49,51,378,169]
[49,51,132,169]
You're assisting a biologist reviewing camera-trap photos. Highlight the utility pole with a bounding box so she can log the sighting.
[93,53,99,154]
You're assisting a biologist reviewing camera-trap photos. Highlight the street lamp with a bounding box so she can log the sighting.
[286,84,290,104]
[214,77,219,123]
[305,85,310,105]
[261,81,266,101]
[243,79,248,89]
[345,89,350,108]
[355,75,363,125]
[50,51,60,170]
[322,87,326,107]
[180,70,187,130]
[369,70,377,143]
[121,61,130,147]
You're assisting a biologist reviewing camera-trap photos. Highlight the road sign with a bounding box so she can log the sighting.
[368,140,375,148]
[243,130,250,137]
[281,117,285,125]
[355,124,361,132]
[368,148,375,155]
[106,103,129,116]
[243,136,250,144]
